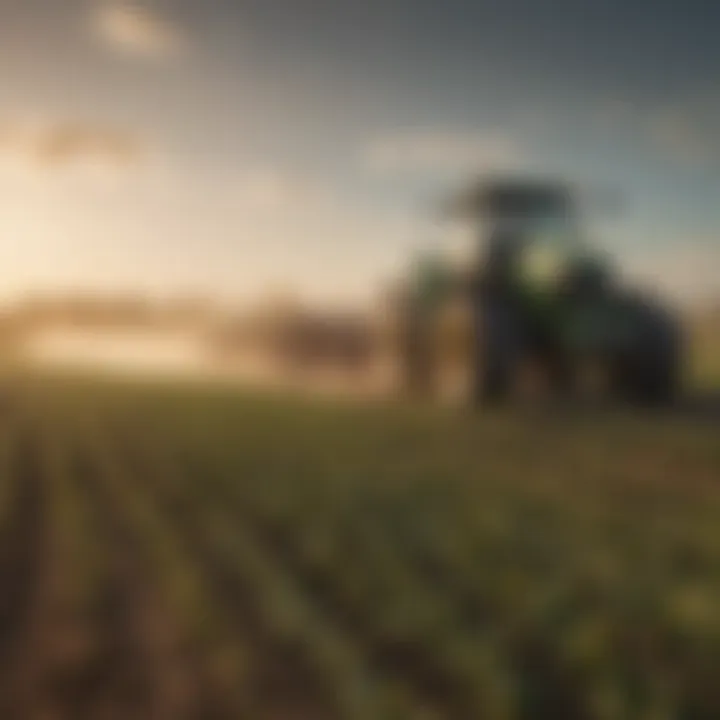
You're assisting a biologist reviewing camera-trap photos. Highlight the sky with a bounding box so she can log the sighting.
[0,0,719,306]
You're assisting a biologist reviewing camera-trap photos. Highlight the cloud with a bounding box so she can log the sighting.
[594,99,636,129]
[648,110,715,166]
[232,168,353,246]
[363,129,523,176]
[617,239,720,306]
[32,125,141,167]
[588,101,720,169]
[0,119,143,169]
[235,169,334,215]
[92,1,186,59]
[225,166,421,302]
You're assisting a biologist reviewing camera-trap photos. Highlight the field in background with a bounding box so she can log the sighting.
[0,373,718,719]
[7,302,718,410]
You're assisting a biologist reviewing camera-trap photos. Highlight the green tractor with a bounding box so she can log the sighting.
[400,176,684,407]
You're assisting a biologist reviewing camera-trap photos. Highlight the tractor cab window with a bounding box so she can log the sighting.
[526,214,581,250]
[520,215,585,286]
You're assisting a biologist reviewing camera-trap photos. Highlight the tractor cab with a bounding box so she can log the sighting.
[450,178,581,271]
[448,177,615,310]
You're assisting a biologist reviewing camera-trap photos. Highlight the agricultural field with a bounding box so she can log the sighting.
[0,371,718,720]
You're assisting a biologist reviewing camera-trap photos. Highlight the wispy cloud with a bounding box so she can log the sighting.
[91,1,186,59]
[235,169,336,216]
[617,238,720,306]
[648,109,716,166]
[227,166,419,301]
[363,129,523,176]
[593,99,636,129]
[0,118,143,169]
[589,99,720,169]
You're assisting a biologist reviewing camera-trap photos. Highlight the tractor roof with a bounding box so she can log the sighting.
[445,175,577,220]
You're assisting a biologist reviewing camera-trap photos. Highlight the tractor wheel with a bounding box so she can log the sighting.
[475,354,512,405]
[634,345,681,406]
[611,340,681,407]
[606,299,684,408]
[471,298,523,408]
[541,349,576,401]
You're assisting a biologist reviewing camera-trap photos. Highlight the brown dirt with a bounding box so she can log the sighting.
[69,437,212,720]
[109,422,338,720]
[0,423,55,719]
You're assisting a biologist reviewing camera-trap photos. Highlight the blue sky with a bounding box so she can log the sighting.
[0,0,718,305]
